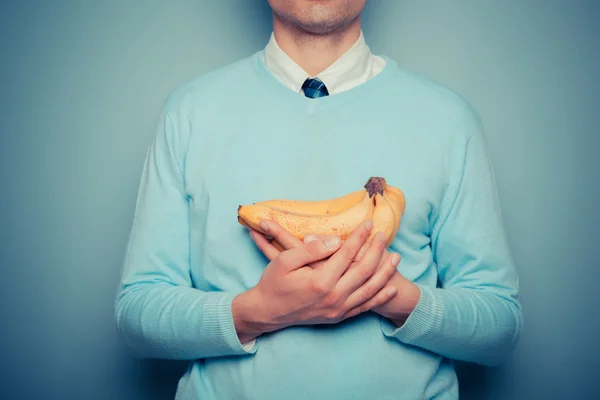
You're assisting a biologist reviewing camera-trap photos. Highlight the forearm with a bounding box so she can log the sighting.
[114,105,262,359]
[115,282,258,360]
[383,124,524,366]
[382,285,522,367]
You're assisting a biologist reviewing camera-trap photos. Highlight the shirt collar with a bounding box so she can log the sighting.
[263,30,374,95]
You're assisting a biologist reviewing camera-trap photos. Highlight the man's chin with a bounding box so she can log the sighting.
[294,16,357,35]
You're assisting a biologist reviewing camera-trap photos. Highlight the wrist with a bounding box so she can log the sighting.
[390,281,421,328]
[231,288,271,343]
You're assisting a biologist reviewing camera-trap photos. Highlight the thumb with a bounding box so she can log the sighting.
[304,234,340,243]
[304,234,320,243]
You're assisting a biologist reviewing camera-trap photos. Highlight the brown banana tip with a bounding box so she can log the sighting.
[364,176,387,198]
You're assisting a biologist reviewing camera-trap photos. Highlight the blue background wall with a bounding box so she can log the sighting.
[1,1,598,399]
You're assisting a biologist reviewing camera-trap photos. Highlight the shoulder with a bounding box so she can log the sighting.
[149,53,258,149]
[161,52,259,116]
[383,56,483,142]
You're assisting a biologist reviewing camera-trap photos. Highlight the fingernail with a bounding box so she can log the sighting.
[391,253,400,266]
[365,220,373,231]
[377,232,386,242]
[304,234,318,243]
[325,237,340,248]
[259,220,269,232]
[387,287,398,296]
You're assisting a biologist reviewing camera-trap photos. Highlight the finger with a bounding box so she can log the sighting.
[259,220,304,250]
[271,239,286,252]
[250,229,281,261]
[342,285,398,320]
[342,252,400,311]
[335,232,387,298]
[354,239,373,263]
[376,250,392,271]
[320,220,374,284]
[277,236,343,272]
[303,234,345,251]
[355,248,392,275]
[304,234,322,244]
[346,239,385,273]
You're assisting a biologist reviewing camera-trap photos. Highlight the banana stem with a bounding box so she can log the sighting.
[364,177,387,198]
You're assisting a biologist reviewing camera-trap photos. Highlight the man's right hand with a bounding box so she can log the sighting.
[231,220,399,343]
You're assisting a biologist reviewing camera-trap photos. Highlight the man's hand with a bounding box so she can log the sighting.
[251,230,421,330]
[231,220,399,343]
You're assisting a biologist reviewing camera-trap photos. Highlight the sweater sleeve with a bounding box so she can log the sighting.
[381,124,523,367]
[114,106,259,360]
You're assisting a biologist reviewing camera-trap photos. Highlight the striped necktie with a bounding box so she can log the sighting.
[302,77,329,99]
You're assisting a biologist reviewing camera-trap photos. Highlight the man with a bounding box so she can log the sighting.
[115,1,523,399]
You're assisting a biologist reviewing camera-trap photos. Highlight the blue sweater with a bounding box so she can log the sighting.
[115,51,522,399]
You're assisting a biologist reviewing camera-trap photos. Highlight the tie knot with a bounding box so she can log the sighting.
[302,77,329,99]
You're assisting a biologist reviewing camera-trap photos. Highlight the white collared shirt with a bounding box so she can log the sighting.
[263,30,386,96]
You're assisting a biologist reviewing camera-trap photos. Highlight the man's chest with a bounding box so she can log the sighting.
[183,113,450,240]
[181,112,456,290]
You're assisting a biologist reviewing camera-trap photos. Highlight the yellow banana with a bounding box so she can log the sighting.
[237,176,406,249]
[376,185,406,246]
[238,191,374,240]
[258,189,366,215]
[368,193,399,248]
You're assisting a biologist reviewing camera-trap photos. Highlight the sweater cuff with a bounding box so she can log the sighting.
[381,285,444,345]
[202,292,260,356]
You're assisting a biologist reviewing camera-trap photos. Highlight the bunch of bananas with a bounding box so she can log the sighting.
[237,177,406,249]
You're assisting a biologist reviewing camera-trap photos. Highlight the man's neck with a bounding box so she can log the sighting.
[272,15,362,77]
